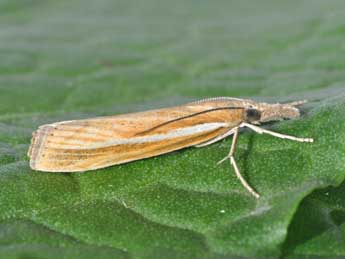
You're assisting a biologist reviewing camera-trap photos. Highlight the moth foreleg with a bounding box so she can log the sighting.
[240,122,314,143]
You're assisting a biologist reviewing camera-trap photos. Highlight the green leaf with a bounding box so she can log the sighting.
[283,181,345,257]
[1,0,345,258]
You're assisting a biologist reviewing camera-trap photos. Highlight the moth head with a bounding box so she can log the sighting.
[256,100,307,123]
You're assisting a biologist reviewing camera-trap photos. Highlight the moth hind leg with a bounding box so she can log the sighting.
[194,128,235,148]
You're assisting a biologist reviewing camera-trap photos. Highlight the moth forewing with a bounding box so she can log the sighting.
[28,100,246,172]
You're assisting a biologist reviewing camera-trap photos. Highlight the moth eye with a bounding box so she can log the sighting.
[245,108,261,122]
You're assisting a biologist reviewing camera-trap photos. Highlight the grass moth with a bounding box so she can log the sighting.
[28,97,313,198]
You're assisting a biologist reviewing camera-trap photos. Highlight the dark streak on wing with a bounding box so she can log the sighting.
[136,106,244,136]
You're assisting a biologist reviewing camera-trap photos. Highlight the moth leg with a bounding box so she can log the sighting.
[240,122,314,143]
[195,128,235,148]
[217,127,239,165]
[218,127,260,199]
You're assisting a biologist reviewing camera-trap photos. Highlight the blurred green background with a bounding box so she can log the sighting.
[0,0,345,258]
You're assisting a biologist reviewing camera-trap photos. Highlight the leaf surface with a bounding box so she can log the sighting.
[0,0,345,257]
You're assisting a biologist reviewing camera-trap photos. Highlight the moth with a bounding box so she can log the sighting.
[28,97,313,198]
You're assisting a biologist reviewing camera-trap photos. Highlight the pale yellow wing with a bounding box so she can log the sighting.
[28,101,244,172]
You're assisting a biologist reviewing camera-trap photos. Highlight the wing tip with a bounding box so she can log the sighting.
[28,124,55,170]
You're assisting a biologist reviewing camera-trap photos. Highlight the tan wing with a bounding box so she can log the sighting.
[28,100,245,172]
